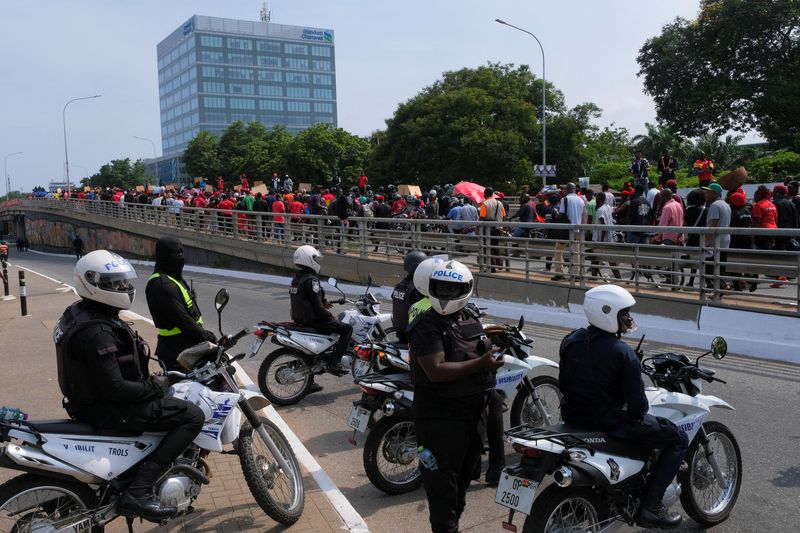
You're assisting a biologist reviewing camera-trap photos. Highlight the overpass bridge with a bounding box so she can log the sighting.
[2,198,798,362]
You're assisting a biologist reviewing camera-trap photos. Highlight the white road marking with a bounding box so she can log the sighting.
[11,263,77,295]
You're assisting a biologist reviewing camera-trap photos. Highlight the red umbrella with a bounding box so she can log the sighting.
[452,181,485,204]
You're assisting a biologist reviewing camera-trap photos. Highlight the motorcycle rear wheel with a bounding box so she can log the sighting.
[363,416,422,495]
[0,474,103,533]
[523,485,609,533]
[239,417,305,525]
[509,375,562,428]
[678,421,742,526]
[257,349,312,406]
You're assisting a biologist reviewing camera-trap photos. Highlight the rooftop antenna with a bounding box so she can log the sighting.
[260,1,272,22]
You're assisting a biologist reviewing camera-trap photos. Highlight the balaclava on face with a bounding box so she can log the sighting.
[155,237,185,278]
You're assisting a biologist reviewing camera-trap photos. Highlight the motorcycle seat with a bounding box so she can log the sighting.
[540,423,651,461]
[27,419,143,437]
[279,322,327,334]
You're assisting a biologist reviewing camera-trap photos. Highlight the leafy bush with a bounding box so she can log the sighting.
[591,161,630,186]
[746,151,800,182]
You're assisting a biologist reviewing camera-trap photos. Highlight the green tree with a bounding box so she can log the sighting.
[183,131,220,179]
[694,133,746,170]
[637,0,800,147]
[286,123,373,183]
[88,158,140,189]
[631,122,692,164]
[217,121,250,178]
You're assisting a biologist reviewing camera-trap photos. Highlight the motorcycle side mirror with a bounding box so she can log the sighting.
[327,277,338,288]
[367,275,373,291]
[518,316,525,330]
[710,336,727,360]
[214,288,229,335]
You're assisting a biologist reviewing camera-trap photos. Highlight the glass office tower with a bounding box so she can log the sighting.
[157,15,337,158]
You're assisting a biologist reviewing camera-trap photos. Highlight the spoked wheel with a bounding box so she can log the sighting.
[523,486,609,533]
[363,417,422,495]
[510,376,562,428]
[257,349,312,406]
[0,474,103,533]
[239,417,305,525]
[679,421,742,526]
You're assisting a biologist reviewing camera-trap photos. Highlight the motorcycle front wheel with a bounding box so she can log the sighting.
[509,375,562,428]
[0,474,103,533]
[363,416,422,495]
[678,421,742,526]
[523,485,609,533]
[257,349,312,406]
[238,417,305,525]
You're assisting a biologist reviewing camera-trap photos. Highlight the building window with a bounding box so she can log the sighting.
[230,83,255,95]
[230,98,256,110]
[231,113,256,123]
[288,115,313,127]
[256,40,281,52]
[258,70,282,82]
[200,35,223,47]
[286,73,310,84]
[228,68,255,80]
[313,88,333,99]
[228,53,253,65]
[200,50,224,62]
[314,102,334,113]
[227,38,252,50]
[284,43,308,55]
[311,46,331,57]
[258,85,283,96]
[260,99,284,111]
[205,111,227,123]
[285,58,309,70]
[313,74,332,85]
[287,87,310,98]
[287,101,311,112]
[261,113,284,126]
[316,116,335,125]
[201,66,225,78]
[257,56,281,68]
[312,60,331,71]
[203,96,226,108]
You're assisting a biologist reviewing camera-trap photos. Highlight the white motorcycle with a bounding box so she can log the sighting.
[0,289,305,532]
[255,276,393,406]
[495,336,741,533]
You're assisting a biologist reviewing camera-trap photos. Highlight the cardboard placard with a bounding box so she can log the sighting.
[398,184,421,197]
[233,185,242,192]
[166,184,175,191]
[84,186,91,192]
[135,185,145,192]
[298,182,312,191]
[193,177,202,184]
[205,184,214,193]
[253,181,264,187]
[251,184,268,195]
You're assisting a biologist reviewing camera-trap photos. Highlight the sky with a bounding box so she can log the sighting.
[1,0,736,192]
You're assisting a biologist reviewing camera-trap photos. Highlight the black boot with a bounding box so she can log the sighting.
[117,461,177,521]
[484,463,504,486]
[637,491,682,529]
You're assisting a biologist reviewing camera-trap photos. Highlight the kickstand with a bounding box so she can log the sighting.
[125,516,135,533]
[347,429,358,446]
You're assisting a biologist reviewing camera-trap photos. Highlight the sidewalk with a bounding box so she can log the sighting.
[0,267,348,532]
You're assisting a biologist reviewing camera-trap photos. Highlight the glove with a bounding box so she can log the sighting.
[203,329,218,343]
[150,374,170,390]
[324,300,333,309]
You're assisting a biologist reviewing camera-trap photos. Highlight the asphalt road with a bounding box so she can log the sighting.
[6,251,800,533]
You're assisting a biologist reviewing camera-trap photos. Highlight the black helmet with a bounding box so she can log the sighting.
[403,251,428,275]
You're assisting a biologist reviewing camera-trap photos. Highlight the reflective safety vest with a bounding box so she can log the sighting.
[148,273,203,336]
[407,297,432,329]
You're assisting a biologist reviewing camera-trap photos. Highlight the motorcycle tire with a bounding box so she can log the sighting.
[509,375,562,428]
[678,421,742,526]
[522,485,609,533]
[257,349,312,406]
[0,474,104,533]
[363,416,422,495]
[238,416,305,525]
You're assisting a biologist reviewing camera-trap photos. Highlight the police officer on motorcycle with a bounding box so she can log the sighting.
[290,245,353,375]
[145,237,216,371]
[55,250,204,521]
[391,251,427,344]
[559,285,688,529]
[408,259,503,533]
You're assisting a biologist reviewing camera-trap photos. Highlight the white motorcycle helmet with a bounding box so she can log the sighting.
[73,250,137,310]
[413,255,448,297]
[293,244,322,274]
[583,284,637,334]
[426,260,474,315]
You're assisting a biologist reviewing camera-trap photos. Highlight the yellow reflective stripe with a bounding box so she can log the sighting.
[150,272,203,336]
[408,297,431,323]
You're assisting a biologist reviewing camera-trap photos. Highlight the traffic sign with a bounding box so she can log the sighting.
[534,164,557,177]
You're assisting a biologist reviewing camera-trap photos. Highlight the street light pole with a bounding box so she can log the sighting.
[63,95,101,196]
[133,136,158,185]
[4,152,23,200]
[495,18,548,187]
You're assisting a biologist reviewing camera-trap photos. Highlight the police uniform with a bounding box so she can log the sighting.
[409,307,492,533]
[559,326,688,509]
[290,268,352,364]
[391,275,422,344]
[55,299,204,466]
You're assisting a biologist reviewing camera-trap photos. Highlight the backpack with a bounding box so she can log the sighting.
[361,202,374,218]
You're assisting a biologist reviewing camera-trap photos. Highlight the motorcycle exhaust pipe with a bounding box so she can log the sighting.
[381,401,395,416]
[553,466,573,487]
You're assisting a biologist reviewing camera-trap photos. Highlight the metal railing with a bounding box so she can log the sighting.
[13,197,800,315]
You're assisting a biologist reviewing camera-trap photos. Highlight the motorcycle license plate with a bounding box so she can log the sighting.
[352,358,371,377]
[249,336,265,354]
[495,471,538,515]
[347,406,371,433]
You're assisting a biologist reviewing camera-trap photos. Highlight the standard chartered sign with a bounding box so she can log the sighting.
[302,28,334,43]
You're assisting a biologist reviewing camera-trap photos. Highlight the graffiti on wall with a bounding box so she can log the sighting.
[25,218,155,258]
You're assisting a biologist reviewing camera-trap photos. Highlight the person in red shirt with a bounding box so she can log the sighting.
[216,176,225,191]
[751,185,777,250]
[240,173,249,192]
[272,193,286,241]
[216,194,235,235]
[391,194,407,215]
[192,192,208,231]
[357,174,368,192]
